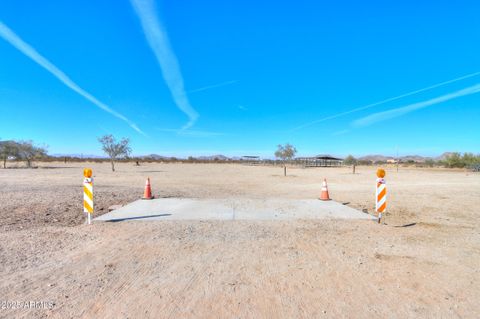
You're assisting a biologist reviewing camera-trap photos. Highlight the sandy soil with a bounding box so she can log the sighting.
[0,162,479,318]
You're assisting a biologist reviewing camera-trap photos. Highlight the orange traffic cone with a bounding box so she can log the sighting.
[142,177,154,200]
[319,178,331,201]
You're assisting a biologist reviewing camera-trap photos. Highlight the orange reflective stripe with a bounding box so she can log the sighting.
[377,187,386,201]
[378,202,386,213]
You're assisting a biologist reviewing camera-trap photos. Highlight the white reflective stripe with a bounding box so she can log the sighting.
[84,194,93,207]
[376,182,387,212]
[375,196,387,212]
[377,196,386,207]
[84,182,93,192]
[377,184,386,193]
[84,180,93,212]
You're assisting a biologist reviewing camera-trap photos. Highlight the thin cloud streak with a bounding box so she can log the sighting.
[130,0,198,130]
[157,128,224,137]
[290,71,480,132]
[332,129,350,136]
[188,80,238,94]
[353,83,480,127]
[0,21,144,135]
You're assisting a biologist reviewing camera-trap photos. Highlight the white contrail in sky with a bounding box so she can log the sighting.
[353,83,480,127]
[130,0,198,130]
[0,21,144,135]
[188,80,238,94]
[156,128,224,137]
[290,71,480,132]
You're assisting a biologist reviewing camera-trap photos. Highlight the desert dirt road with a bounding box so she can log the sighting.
[1,162,479,318]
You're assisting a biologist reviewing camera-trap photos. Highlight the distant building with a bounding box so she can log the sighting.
[296,155,343,167]
[241,155,261,165]
[386,159,398,164]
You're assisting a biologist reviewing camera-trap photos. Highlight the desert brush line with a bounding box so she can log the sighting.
[0,21,144,135]
[354,83,480,127]
[291,71,480,132]
[130,0,198,130]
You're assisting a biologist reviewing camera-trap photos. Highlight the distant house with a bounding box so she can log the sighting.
[296,155,343,167]
[386,159,398,164]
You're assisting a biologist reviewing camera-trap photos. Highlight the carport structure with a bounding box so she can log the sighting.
[296,155,343,167]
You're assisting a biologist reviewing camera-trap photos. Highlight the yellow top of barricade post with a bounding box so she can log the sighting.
[84,168,93,178]
[376,168,386,178]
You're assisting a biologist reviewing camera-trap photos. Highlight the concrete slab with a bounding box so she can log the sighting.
[94,198,375,222]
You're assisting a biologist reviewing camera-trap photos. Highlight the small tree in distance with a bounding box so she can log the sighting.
[274,143,297,176]
[17,141,47,168]
[1,139,47,168]
[0,140,19,168]
[343,154,357,174]
[98,135,131,172]
[343,155,357,166]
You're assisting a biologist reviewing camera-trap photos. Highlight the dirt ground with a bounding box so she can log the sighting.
[0,162,479,318]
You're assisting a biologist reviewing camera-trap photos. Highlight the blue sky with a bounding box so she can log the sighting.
[1,0,479,157]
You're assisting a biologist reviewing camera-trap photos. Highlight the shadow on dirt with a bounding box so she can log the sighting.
[103,213,172,222]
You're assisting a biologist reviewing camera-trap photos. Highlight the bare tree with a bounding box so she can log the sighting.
[17,141,47,168]
[98,135,131,172]
[274,143,297,176]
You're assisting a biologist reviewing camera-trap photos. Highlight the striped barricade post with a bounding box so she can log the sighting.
[375,168,386,224]
[83,168,93,225]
